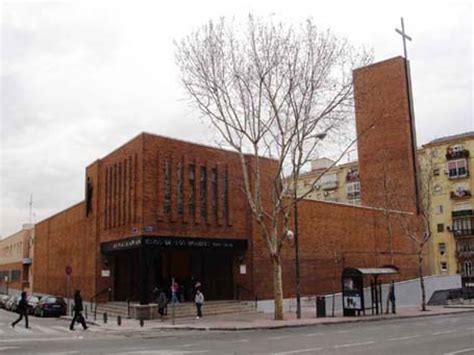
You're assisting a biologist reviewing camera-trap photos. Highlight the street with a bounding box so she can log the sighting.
[1,309,473,354]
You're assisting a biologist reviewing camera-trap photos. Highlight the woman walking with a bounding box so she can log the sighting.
[195,289,204,319]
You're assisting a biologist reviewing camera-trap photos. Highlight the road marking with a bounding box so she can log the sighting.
[52,326,71,332]
[303,332,324,337]
[177,344,199,348]
[35,325,60,334]
[269,335,293,340]
[336,329,351,334]
[121,351,209,354]
[444,349,474,355]
[12,327,32,334]
[387,335,422,341]
[433,330,456,335]
[272,347,323,354]
[334,341,375,348]
[0,336,83,343]
[228,339,249,343]
[0,347,19,352]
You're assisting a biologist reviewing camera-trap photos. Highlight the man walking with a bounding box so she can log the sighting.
[11,292,29,328]
[70,290,88,331]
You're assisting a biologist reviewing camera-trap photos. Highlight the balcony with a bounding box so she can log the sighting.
[346,170,359,183]
[446,148,470,160]
[453,229,474,237]
[450,189,472,200]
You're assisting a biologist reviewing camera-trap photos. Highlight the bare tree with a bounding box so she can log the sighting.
[390,151,435,311]
[175,15,371,320]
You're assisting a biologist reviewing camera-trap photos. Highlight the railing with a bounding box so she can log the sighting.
[126,293,138,318]
[453,229,474,237]
[450,191,472,200]
[446,149,470,160]
[236,284,258,309]
[90,287,112,320]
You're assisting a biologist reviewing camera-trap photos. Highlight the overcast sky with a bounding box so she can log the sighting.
[1,0,472,237]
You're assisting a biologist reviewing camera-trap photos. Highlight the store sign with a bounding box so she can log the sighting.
[102,236,247,253]
[101,270,110,277]
[240,264,247,275]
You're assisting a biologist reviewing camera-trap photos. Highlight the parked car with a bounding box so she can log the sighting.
[0,294,10,309]
[5,295,20,312]
[34,296,67,317]
[27,295,41,315]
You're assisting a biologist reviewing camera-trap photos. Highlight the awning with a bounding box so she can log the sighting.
[342,265,399,278]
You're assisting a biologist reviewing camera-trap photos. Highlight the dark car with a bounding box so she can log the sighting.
[34,296,67,317]
[27,295,41,315]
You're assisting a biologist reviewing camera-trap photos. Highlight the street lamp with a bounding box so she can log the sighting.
[4,276,9,295]
[294,131,326,319]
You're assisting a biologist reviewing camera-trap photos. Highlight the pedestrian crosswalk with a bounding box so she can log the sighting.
[0,323,101,336]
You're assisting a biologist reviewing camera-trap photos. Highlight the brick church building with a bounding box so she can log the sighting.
[33,57,424,305]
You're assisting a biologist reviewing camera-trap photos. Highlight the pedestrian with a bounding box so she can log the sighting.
[195,289,204,319]
[170,278,179,304]
[157,288,168,320]
[11,291,29,328]
[70,290,88,331]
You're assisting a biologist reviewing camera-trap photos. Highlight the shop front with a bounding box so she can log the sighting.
[101,236,248,305]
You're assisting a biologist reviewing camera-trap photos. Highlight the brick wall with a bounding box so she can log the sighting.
[252,200,423,300]
[354,57,419,213]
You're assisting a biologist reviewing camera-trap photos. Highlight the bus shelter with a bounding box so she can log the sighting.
[341,266,399,316]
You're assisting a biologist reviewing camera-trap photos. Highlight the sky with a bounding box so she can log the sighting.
[0,0,472,238]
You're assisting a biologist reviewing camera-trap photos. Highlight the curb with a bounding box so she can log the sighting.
[95,308,474,332]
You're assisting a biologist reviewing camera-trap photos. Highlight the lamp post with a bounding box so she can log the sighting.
[4,276,9,295]
[293,132,326,319]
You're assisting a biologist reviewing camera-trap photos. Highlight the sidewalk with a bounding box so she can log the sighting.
[86,305,474,332]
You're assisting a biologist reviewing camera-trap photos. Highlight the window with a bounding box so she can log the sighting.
[177,162,184,215]
[438,243,446,255]
[211,168,218,222]
[200,166,207,220]
[189,164,196,218]
[448,159,468,179]
[437,223,444,232]
[440,262,448,273]
[163,160,171,215]
[224,168,229,223]
[453,217,473,235]
[463,261,472,276]
[11,270,21,281]
[435,205,443,214]
[346,181,361,200]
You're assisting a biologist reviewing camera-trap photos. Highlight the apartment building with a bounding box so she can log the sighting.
[294,131,474,282]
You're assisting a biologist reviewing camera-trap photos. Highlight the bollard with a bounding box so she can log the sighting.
[103,312,108,324]
[85,305,88,319]
[117,315,121,326]
[140,318,144,327]
[71,304,74,316]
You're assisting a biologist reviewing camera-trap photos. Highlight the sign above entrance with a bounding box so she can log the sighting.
[101,235,248,253]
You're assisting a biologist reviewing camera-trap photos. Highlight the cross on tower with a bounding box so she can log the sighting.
[395,17,412,59]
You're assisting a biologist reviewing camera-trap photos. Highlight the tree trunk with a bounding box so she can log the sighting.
[272,254,284,320]
[418,250,427,311]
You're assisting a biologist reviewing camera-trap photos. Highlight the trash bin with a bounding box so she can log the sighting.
[316,296,326,318]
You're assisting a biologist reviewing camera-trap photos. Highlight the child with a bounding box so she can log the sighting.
[195,289,204,319]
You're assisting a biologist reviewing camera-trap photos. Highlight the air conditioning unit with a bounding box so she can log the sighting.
[453,145,464,152]
[447,226,452,232]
